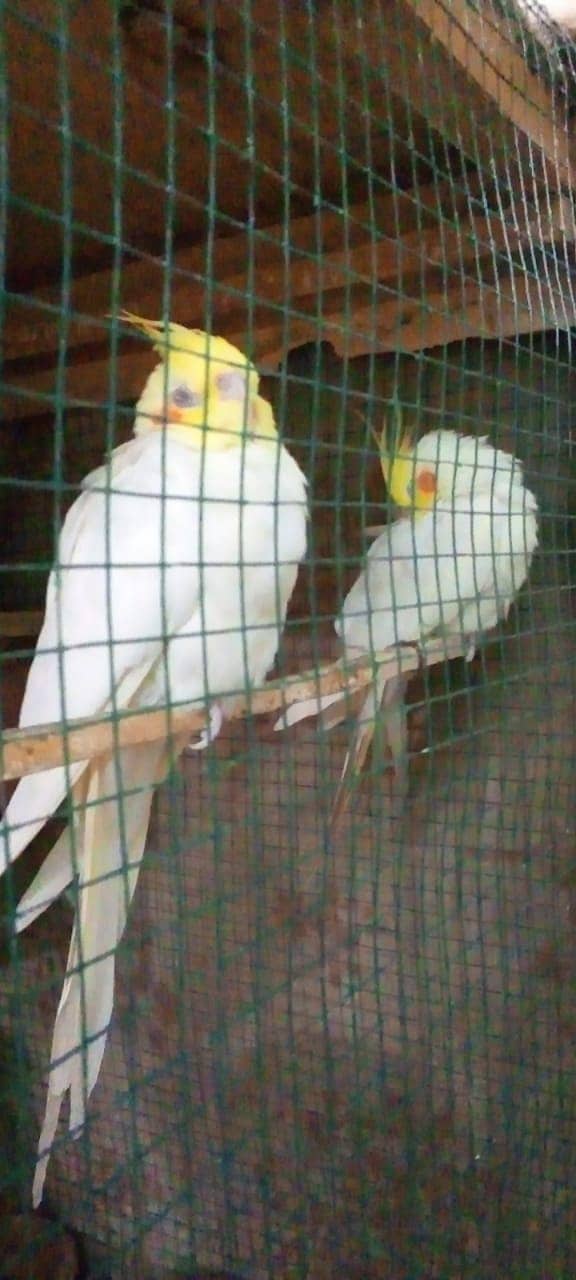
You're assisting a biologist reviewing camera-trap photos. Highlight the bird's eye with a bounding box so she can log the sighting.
[216,369,247,400]
[172,384,201,408]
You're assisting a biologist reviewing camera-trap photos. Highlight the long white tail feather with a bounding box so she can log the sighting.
[32,1094,63,1210]
[333,672,387,810]
[16,829,76,934]
[317,694,360,733]
[1,658,157,880]
[379,675,410,784]
[7,669,166,928]
[330,667,408,830]
[31,739,172,1208]
[0,760,88,872]
[273,688,347,732]
[16,774,91,933]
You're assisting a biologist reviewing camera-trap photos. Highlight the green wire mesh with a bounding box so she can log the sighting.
[0,1,576,1277]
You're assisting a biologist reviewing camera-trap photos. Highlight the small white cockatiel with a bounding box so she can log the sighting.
[0,313,307,1205]
[277,403,538,824]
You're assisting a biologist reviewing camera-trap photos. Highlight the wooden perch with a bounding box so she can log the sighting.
[5,176,566,366]
[0,635,468,782]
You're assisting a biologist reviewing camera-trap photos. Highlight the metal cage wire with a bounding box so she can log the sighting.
[0,1,575,1277]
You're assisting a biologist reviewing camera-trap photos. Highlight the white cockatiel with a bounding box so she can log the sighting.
[331,410,539,818]
[277,405,538,824]
[0,313,307,1205]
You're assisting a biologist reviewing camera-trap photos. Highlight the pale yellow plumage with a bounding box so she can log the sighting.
[330,410,538,826]
[276,403,538,834]
[1,313,308,1204]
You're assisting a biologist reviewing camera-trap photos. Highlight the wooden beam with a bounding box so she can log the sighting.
[410,0,573,182]
[0,636,468,782]
[3,257,574,419]
[329,266,576,358]
[3,188,572,420]
[4,178,486,365]
[341,0,576,203]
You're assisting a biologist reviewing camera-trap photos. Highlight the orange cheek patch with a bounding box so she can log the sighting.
[148,407,184,429]
[417,469,437,496]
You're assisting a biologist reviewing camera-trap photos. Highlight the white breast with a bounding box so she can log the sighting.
[20,433,307,728]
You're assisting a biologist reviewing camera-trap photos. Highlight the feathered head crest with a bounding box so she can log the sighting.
[117,310,257,378]
[114,311,269,447]
[377,397,416,482]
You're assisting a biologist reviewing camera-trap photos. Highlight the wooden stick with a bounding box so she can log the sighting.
[0,636,467,782]
[4,259,573,423]
[330,268,574,359]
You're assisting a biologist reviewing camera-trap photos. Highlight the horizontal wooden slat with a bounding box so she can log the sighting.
[0,636,468,781]
[3,190,573,419]
[7,0,573,291]
[5,0,576,417]
[4,179,484,365]
[6,0,475,284]
[330,266,576,357]
[3,263,574,418]
[6,184,568,366]
[357,0,576,199]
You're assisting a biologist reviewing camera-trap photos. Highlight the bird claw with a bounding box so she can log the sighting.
[465,635,478,663]
[413,640,428,670]
[185,704,223,753]
[417,635,477,665]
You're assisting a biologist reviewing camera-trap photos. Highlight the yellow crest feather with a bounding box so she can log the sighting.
[379,399,415,486]
[115,311,273,449]
[117,311,256,376]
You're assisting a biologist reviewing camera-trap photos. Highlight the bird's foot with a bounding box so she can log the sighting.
[418,633,478,665]
[185,703,224,753]
[464,635,479,663]
[413,639,429,670]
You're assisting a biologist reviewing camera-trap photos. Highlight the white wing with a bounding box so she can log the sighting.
[1,437,203,865]
[337,496,536,653]
[1,432,308,1208]
[2,435,308,867]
